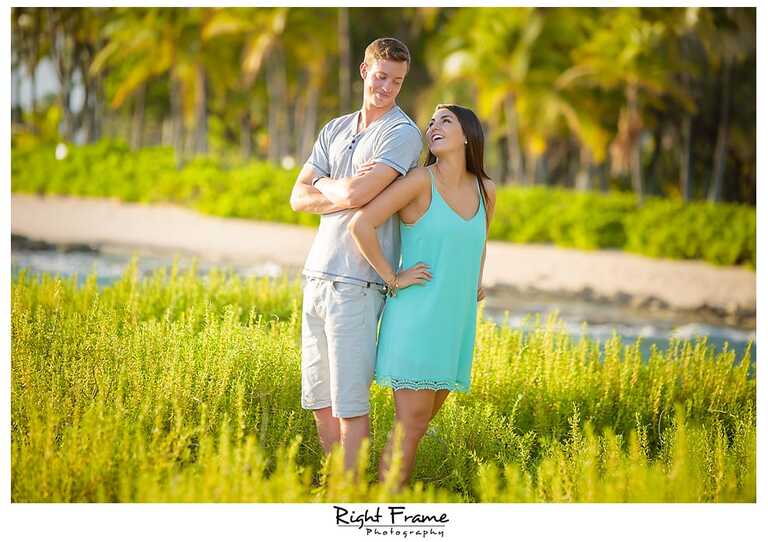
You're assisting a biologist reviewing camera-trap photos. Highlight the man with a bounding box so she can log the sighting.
[289,37,422,470]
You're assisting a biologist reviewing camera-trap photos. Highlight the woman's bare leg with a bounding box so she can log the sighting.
[378,389,436,487]
[430,389,451,421]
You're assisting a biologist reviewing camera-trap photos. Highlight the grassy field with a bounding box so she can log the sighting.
[10,260,756,502]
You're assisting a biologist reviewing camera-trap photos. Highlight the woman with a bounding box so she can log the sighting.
[348,104,496,487]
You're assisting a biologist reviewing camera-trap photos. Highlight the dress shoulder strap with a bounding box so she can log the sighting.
[476,176,486,209]
[427,165,436,186]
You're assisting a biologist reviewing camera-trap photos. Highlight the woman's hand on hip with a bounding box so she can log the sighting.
[397,262,432,288]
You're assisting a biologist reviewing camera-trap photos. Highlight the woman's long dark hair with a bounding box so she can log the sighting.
[424,104,491,227]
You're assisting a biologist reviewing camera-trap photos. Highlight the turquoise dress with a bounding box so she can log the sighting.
[375,166,487,392]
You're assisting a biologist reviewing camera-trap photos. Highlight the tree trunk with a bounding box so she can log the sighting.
[567,149,580,189]
[47,7,78,141]
[292,71,307,159]
[679,33,693,202]
[53,28,76,140]
[497,138,509,185]
[630,143,643,203]
[88,69,103,142]
[574,146,592,191]
[525,150,542,185]
[647,123,663,197]
[81,79,94,143]
[504,94,524,184]
[626,84,644,203]
[537,154,546,185]
[240,110,252,161]
[679,115,692,201]
[170,73,185,168]
[299,81,319,161]
[29,63,37,120]
[29,12,39,119]
[193,63,208,155]
[161,117,171,146]
[12,69,23,123]
[60,79,74,139]
[130,83,146,150]
[266,43,289,164]
[338,7,351,114]
[545,141,567,186]
[709,55,732,202]
[70,43,97,143]
[598,162,608,192]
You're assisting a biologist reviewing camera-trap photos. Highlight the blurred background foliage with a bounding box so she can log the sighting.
[11,7,755,205]
[10,7,756,269]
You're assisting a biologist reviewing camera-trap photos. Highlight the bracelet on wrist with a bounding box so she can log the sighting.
[385,273,399,298]
[311,176,324,187]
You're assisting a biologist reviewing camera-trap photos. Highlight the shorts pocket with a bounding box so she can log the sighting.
[326,288,368,331]
[329,280,366,296]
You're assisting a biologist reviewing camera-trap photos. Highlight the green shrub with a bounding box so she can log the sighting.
[625,199,756,267]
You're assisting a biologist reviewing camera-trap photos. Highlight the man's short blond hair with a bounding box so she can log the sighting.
[363,38,411,71]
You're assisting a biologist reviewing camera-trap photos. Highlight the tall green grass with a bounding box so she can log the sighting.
[11,261,755,502]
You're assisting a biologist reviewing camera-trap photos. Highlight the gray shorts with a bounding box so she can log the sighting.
[300,276,386,418]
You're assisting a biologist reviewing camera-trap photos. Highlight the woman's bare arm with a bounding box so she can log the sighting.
[348,167,432,288]
[477,179,497,301]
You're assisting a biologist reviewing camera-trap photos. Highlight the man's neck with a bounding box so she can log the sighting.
[358,102,396,132]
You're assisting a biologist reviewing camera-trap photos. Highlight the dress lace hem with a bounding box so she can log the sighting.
[375,375,469,392]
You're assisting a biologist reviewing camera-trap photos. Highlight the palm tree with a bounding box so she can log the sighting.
[91,8,176,153]
[12,8,49,122]
[202,7,293,162]
[430,8,542,184]
[30,7,106,143]
[45,8,80,140]
[566,7,689,202]
[701,8,755,202]
[288,10,337,162]
[516,7,611,189]
[645,6,754,202]
[92,8,216,164]
[431,7,608,187]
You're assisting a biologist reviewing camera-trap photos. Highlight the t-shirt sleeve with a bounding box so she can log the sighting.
[372,124,423,176]
[305,121,332,176]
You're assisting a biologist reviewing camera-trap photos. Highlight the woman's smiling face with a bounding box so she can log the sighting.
[426,107,465,155]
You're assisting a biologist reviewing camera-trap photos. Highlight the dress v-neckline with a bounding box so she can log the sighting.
[430,165,481,222]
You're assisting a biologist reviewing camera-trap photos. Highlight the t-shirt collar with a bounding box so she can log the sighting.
[353,105,399,136]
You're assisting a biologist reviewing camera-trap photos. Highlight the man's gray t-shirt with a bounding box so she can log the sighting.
[302,105,423,286]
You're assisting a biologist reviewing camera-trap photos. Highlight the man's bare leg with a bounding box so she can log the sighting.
[312,406,341,454]
[340,414,370,472]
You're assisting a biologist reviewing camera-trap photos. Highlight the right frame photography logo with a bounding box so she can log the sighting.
[333,505,450,538]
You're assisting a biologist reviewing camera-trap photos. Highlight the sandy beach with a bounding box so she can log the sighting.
[11,193,755,325]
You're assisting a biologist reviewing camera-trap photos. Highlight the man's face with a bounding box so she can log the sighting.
[360,58,408,110]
